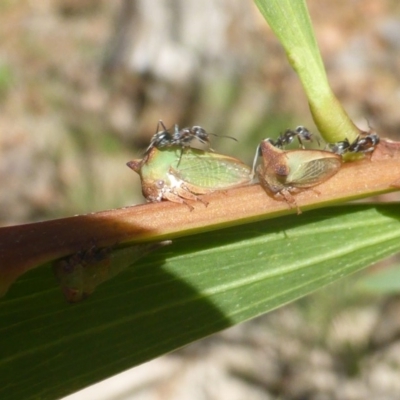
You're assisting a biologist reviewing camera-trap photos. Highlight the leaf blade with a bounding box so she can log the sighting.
[1,204,400,399]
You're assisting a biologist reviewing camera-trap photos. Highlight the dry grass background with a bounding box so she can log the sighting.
[1,0,400,224]
[2,0,400,398]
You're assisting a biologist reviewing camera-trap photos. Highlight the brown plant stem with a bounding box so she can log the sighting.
[0,140,400,297]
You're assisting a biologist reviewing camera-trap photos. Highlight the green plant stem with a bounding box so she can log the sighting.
[253,0,360,143]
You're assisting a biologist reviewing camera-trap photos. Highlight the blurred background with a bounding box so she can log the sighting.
[2,0,400,398]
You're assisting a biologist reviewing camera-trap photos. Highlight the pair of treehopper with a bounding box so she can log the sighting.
[128,122,379,212]
[53,125,379,302]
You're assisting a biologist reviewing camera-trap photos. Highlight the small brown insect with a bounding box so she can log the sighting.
[53,242,170,302]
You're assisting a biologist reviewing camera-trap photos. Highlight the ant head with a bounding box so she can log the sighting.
[294,126,313,141]
[180,126,210,145]
[190,126,208,141]
[366,133,380,146]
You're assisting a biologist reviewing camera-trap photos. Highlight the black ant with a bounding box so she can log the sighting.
[267,126,315,149]
[251,126,315,179]
[329,132,380,155]
[145,120,237,155]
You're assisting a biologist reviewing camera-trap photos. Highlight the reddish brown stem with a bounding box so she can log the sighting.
[0,140,400,297]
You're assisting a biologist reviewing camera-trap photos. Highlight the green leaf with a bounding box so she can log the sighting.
[253,0,360,143]
[1,204,400,399]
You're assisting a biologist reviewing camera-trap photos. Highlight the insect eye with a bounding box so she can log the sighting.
[156,180,165,189]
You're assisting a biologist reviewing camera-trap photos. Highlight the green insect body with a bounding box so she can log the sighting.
[128,146,252,208]
[257,140,342,212]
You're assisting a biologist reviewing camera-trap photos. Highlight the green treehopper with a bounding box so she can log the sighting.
[255,139,342,213]
[128,146,253,209]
